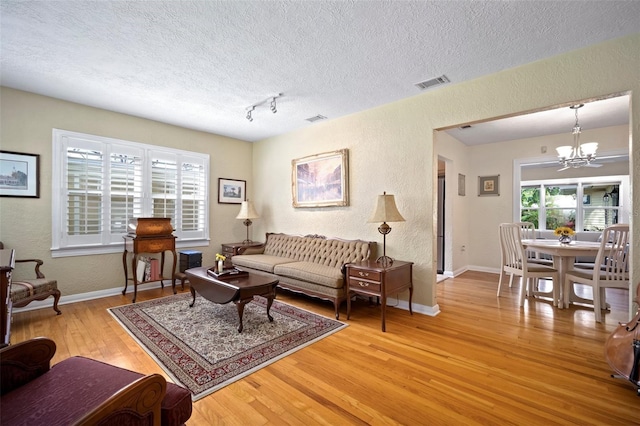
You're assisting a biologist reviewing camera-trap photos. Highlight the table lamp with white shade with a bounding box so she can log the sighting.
[236,200,259,244]
[368,192,405,266]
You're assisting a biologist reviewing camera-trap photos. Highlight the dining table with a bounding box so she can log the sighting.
[521,239,602,308]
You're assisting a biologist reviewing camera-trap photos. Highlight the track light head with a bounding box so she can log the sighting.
[270,97,277,113]
[246,107,254,122]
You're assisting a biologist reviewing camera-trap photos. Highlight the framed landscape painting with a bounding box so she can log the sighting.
[218,178,245,204]
[0,150,40,198]
[292,149,349,208]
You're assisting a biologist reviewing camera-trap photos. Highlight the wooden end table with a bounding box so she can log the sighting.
[185,266,278,333]
[346,259,413,332]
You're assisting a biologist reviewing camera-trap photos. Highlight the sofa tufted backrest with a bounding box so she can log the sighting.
[263,233,374,266]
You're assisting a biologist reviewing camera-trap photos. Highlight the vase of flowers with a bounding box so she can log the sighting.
[554,226,575,244]
[215,253,226,272]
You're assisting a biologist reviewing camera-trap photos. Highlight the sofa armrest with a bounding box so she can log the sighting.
[237,245,265,255]
[0,337,56,395]
[73,374,166,426]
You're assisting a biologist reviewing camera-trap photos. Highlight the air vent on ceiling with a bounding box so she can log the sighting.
[414,75,450,91]
[305,114,327,123]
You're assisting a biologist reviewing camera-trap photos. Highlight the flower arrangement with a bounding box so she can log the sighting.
[553,227,575,237]
[215,253,226,262]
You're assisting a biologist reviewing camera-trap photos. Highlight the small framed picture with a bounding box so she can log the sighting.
[478,175,500,196]
[458,173,466,196]
[218,178,245,204]
[0,150,40,198]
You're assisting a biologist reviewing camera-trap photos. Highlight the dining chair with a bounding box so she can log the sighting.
[517,221,553,267]
[497,223,560,306]
[563,224,630,322]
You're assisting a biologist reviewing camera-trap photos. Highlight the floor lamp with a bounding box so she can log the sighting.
[236,200,259,244]
[368,192,405,266]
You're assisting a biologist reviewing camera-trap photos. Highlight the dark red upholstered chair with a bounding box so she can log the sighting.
[0,337,192,426]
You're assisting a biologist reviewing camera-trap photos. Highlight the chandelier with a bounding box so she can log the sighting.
[556,104,598,170]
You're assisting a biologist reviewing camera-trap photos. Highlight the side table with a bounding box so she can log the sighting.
[221,241,263,266]
[346,259,413,332]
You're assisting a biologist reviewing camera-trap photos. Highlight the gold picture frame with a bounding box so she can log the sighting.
[478,175,500,196]
[292,149,349,208]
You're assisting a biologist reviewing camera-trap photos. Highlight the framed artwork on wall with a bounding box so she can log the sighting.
[292,149,349,208]
[478,175,500,196]
[218,178,246,204]
[458,173,466,196]
[0,150,40,198]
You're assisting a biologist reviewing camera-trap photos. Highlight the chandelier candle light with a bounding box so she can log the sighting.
[368,192,405,266]
[236,200,259,244]
[556,104,598,170]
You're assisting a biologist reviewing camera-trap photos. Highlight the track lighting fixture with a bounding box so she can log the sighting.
[246,106,254,122]
[245,93,282,121]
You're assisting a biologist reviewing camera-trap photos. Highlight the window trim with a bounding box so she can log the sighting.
[512,149,629,224]
[52,129,210,257]
[520,178,627,231]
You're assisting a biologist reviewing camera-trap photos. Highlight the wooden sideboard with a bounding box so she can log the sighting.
[1,249,15,347]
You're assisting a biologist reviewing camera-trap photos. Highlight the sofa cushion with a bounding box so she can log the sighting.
[232,254,295,273]
[274,261,344,289]
[0,356,191,426]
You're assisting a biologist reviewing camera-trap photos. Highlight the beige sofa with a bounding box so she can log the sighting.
[231,233,376,319]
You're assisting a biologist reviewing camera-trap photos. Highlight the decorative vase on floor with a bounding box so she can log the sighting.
[559,235,572,244]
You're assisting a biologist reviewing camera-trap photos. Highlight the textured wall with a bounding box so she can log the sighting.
[251,33,639,311]
[0,88,253,297]
[1,34,638,313]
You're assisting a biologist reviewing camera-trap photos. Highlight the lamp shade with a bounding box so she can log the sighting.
[368,192,405,223]
[236,200,259,220]
[580,142,598,156]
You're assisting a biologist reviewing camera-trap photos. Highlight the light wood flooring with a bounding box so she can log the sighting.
[9,271,639,425]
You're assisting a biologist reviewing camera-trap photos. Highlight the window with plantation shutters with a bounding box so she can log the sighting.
[52,129,210,257]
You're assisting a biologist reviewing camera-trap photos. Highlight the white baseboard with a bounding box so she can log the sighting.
[11,281,166,314]
[386,297,441,317]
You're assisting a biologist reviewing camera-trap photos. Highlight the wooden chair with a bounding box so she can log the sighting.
[0,242,61,315]
[497,223,560,306]
[564,224,630,322]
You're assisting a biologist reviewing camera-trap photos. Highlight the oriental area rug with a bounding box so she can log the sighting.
[108,294,346,401]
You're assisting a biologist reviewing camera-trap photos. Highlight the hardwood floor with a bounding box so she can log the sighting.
[10,271,639,425]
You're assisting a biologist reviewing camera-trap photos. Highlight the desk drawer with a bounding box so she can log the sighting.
[134,238,175,253]
[348,277,381,293]
[348,268,381,282]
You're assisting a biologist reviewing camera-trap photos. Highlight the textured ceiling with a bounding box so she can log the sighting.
[1,1,638,142]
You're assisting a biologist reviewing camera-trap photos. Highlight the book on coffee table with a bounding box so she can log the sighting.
[207,267,249,279]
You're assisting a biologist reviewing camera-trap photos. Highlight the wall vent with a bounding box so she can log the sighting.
[414,75,450,90]
[305,114,327,123]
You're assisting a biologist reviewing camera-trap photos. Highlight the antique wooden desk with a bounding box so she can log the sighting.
[122,218,177,303]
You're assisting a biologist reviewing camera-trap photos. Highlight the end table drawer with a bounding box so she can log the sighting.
[348,277,381,293]
[348,268,381,281]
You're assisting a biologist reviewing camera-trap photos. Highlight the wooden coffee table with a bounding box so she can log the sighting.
[185,267,278,333]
